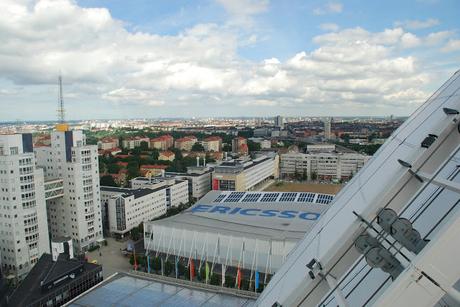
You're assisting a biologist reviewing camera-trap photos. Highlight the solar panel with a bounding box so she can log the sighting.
[279,192,297,202]
[260,193,280,202]
[316,194,333,204]
[241,193,262,202]
[298,192,315,203]
[224,192,245,202]
[214,194,227,203]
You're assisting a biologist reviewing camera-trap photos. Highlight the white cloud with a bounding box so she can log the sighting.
[313,2,343,15]
[441,39,460,52]
[216,0,268,27]
[395,18,439,30]
[0,0,457,117]
[319,23,339,32]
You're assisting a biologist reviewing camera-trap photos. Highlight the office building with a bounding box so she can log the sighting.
[212,154,279,191]
[323,117,332,139]
[144,190,334,275]
[165,165,213,200]
[0,134,50,280]
[280,152,370,181]
[274,115,284,128]
[34,127,103,253]
[100,187,167,237]
[130,177,189,208]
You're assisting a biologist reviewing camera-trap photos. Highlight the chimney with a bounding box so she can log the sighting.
[196,156,200,167]
[203,156,206,167]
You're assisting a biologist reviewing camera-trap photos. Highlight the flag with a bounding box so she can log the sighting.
[255,271,260,291]
[221,264,226,286]
[236,267,242,289]
[133,249,138,271]
[175,256,179,279]
[189,258,195,281]
[147,255,151,273]
[205,262,210,284]
[160,258,164,276]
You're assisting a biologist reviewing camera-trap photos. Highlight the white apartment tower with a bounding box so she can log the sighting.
[0,134,50,280]
[35,126,103,253]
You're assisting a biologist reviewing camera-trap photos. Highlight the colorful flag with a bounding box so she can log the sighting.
[205,262,210,284]
[255,271,260,291]
[160,257,164,276]
[133,249,138,271]
[147,255,151,273]
[189,258,195,280]
[175,256,179,279]
[236,267,242,289]
[221,264,226,286]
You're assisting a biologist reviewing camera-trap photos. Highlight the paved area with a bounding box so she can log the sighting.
[86,237,132,278]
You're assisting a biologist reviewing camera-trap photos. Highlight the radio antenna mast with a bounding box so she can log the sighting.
[58,75,65,123]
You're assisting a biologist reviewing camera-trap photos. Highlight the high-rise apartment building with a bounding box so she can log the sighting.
[35,127,103,253]
[0,134,50,280]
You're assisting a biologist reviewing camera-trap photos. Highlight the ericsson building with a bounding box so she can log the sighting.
[144,190,334,275]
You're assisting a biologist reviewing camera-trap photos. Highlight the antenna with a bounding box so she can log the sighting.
[58,75,65,123]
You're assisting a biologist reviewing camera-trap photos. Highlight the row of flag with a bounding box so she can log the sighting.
[139,254,262,291]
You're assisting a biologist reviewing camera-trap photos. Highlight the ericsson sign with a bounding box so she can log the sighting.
[191,204,321,220]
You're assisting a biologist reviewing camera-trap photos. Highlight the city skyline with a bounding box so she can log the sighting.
[0,0,459,120]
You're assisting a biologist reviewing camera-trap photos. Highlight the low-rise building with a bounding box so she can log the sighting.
[5,252,102,307]
[202,136,222,152]
[122,136,150,150]
[130,177,189,208]
[174,136,197,151]
[140,164,169,177]
[212,153,279,191]
[249,137,271,149]
[158,150,175,161]
[100,186,167,236]
[149,135,174,150]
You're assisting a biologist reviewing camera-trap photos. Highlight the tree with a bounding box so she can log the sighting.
[107,163,121,174]
[127,166,140,179]
[311,171,318,181]
[191,143,205,152]
[140,141,149,151]
[164,260,174,276]
[247,140,261,152]
[151,148,159,160]
[222,144,232,152]
[100,175,117,187]
[171,148,183,160]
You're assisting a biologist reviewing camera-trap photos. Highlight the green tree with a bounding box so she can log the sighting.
[191,143,205,152]
[151,148,159,160]
[247,140,261,152]
[171,148,183,160]
[127,166,140,179]
[100,175,117,187]
[107,163,121,174]
[164,260,174,276]
[311,171,318,181]
[222,144,232,152]
[140,141,149,151]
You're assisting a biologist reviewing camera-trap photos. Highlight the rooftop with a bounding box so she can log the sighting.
[68,273,255,307]
[7,254,100,307]
[101,186,164,198]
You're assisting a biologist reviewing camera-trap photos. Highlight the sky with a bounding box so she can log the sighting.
[0,0,459,120]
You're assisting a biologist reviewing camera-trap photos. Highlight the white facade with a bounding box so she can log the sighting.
[51,237,74,261]
[165,166,212,200]
[0,134,50,279]
[35,130,103,253]
[280,152,370,180]
[122,137,149,150]
[130,177,189,208]
[100,187,167,236]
